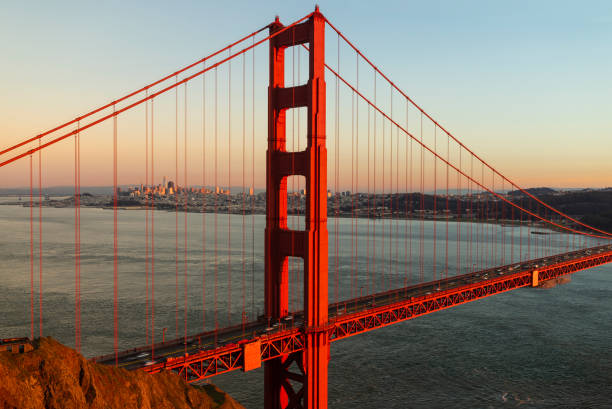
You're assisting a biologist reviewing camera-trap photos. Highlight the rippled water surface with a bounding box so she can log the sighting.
[1,202,611,408]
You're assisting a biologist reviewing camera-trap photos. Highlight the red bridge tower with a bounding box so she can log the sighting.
[265,8,329,409]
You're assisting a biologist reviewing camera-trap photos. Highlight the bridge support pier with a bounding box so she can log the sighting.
[265,8,328,409]
[532,270,539,287]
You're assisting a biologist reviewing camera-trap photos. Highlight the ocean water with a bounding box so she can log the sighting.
[1,202,611,408]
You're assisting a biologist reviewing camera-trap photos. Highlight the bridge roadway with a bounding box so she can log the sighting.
[93,243,612,381]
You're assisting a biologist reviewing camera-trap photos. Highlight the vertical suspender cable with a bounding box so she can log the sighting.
[381,90,385,290]
[251,40,256,319]
[228,49,232,325]
[242,51,246,329]
[202,62,207,333]
[184,82,189,353]
[336,34,340,304]
[74,124,79,351]
[536,204,540,258]
[491,170,495,265]
[355,52,359,299]
[419,113,424,282]
[113,106,118,366]
[405,101,410,288]
[481,163,485,270]
[395,113,400,289]
[350,71,355,299]
[445,133,449,280]
[501,178,505,264]
[433,125,437,281]
[373,71,377,293]
[366,103,371,298]
[175,75,179,338]
[519,193,523,262]
[151,98,156,358]
[334,34,339,305]
[526,195,531,259]
[476,183,481,271]
[511,193,515,263]
[77,124,81,351]
[457,148,461,276]
[145,91,149,346]
[389,102,394,290]
[38,139,43,337]
[465,155,469,272]
[490,177,493,267]
[391,95,396,289]
[476,166,480,271]
[470,157,474,272]
[484,165,488,269]
[29,154,34,340]
[408,104,413,286]
[214,67,219,342]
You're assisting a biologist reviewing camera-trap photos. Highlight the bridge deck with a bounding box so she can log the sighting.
[93,244,612,382]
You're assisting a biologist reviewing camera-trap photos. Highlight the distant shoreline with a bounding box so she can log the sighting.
[0,200,568,233]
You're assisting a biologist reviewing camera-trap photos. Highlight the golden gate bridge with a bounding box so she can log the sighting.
[1,7,611,409]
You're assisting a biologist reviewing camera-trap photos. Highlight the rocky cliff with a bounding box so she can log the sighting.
[0,337,244,409]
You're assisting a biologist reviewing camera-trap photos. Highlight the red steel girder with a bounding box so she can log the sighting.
[329,250,612,341]
[139,249,612,384]
[143,328,305,382]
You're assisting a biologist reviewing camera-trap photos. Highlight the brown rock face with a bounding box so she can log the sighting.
[0,337,244,409]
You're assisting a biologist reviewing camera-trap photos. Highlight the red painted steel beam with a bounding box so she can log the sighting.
[142,328,305,381]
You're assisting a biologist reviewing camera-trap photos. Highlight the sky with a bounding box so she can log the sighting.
[1,0,611,189]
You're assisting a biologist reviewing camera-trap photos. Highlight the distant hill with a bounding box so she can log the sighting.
[0,337,244,409]
[507,187,557,196]
[534,190,612,232]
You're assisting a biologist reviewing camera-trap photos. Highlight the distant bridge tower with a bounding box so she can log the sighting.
[265,7,329,409]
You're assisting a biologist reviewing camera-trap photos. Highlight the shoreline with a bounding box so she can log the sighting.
[0,201,569,233]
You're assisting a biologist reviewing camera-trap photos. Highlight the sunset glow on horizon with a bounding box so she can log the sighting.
[1,0,610,190]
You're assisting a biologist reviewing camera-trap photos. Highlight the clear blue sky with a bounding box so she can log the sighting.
[1,0,610,187]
